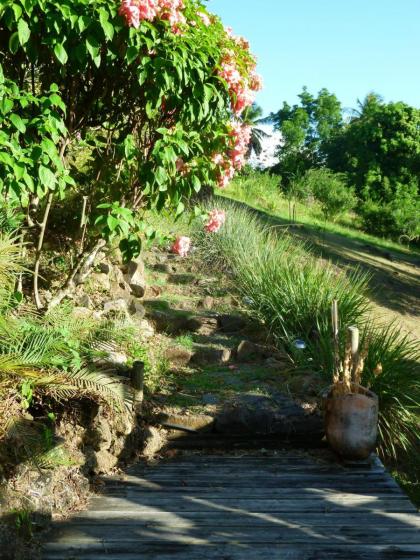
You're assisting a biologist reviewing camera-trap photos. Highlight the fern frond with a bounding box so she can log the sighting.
[0,234,24,289]
[63,367,133,410]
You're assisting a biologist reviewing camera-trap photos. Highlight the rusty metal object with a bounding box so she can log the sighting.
[324,385,378,460]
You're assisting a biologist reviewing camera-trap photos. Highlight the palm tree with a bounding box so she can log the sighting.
[241,103,270,158]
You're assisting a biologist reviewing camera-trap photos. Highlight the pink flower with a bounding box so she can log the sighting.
[157,0,186,32]
[198,11,211,26]
[212,153,224,165]
[234,36,250,50]
[119,0,187,29]
[171,236,191,257]
[217,50,259,116]
[119,0,141,27]
[232,86,255,115]
[229,122,251,170]
[218,60,242,88]
[250,70,263,92]
[119,0,158,26]
[205,209,226,233]
[217,162,235,188]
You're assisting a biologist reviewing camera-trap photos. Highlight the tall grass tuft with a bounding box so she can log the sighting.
[362,323,420,461]
[193,198,419,463]
[194,199,370,343]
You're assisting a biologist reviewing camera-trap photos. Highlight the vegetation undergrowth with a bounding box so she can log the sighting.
[222,171,420,257]
[192,198,420,480]
[0,233,138,470]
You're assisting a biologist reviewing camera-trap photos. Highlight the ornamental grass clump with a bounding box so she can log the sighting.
[360,323,420,461]
[194,199,370,343]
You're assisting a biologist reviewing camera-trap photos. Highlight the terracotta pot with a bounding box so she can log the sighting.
[324,385,378,460]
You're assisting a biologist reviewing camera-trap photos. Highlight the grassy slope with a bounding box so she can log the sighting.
[221,173,420,257]
[220,173,420,340]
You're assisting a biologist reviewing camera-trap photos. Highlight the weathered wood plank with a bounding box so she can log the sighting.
[125,466,387,476]
[71,511,420,527]
[47,524,420,545]
[99,475,402,488]
[42,543,420,560]
[42,453,419,560]
[100,486,404,497]
[103,473,400,489]
[89,496,417,513]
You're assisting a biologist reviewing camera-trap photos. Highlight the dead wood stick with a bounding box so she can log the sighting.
[331,300,340,384]
[348,326,360,385]
[131,360,145,415]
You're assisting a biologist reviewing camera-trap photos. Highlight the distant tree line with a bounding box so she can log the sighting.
[267,88,420,241]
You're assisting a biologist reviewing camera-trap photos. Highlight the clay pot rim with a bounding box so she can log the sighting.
[322,383,378,403]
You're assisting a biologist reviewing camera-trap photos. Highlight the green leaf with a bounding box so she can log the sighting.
[0,152,14,166]
[155,167,168,187]
[49,93,66,111]
[192,175,201,193]
[126,46,138,64]
[78,15,91,33]
[17,18,30,46]
[41,138,59,160]
[119,236,142,263]
[0,98,13,115]
[107,215,119,232]
[39,165,56,189]
[12,4,22,20]
[99,8,114,41]
[86,36,101,67]
[8,32,20,54]
[54,43,68,65]
[10,113,26,133]
[176,201,185,216]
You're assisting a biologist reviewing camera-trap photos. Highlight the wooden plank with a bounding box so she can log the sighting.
[42,543,420,560]
[107,471,397,482]
[47,524,420,545]
[102,475,401,487]
[127,457,380,466]
[71,511,420,527]
[105,476,398,487]
[42,453,419,559]
[126,465,387,475]
[100,486,404,497]
[89,496,417,513]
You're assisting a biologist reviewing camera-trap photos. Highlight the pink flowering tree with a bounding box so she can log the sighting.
[0,0,262,307]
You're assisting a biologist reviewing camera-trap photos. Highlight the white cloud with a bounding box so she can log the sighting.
[249,124,282,169]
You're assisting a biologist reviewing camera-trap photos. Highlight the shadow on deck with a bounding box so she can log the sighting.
[41,452,420,559]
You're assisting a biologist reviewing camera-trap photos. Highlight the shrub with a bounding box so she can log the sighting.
[359,188,420,242]
[0,0,262,308]
[305,168,356,222]
[224,170,281,213]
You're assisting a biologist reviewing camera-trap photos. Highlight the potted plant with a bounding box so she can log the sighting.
[324,301,380,461]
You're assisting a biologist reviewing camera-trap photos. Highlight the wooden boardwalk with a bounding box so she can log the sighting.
[42,453,420,559]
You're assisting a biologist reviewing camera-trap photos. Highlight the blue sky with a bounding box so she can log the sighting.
[207,0,420,116]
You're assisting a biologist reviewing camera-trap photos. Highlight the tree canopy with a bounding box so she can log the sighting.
[0,0,262,305]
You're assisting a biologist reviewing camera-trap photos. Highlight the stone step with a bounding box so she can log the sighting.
[147,392,324,453]
[164,432,325,450]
